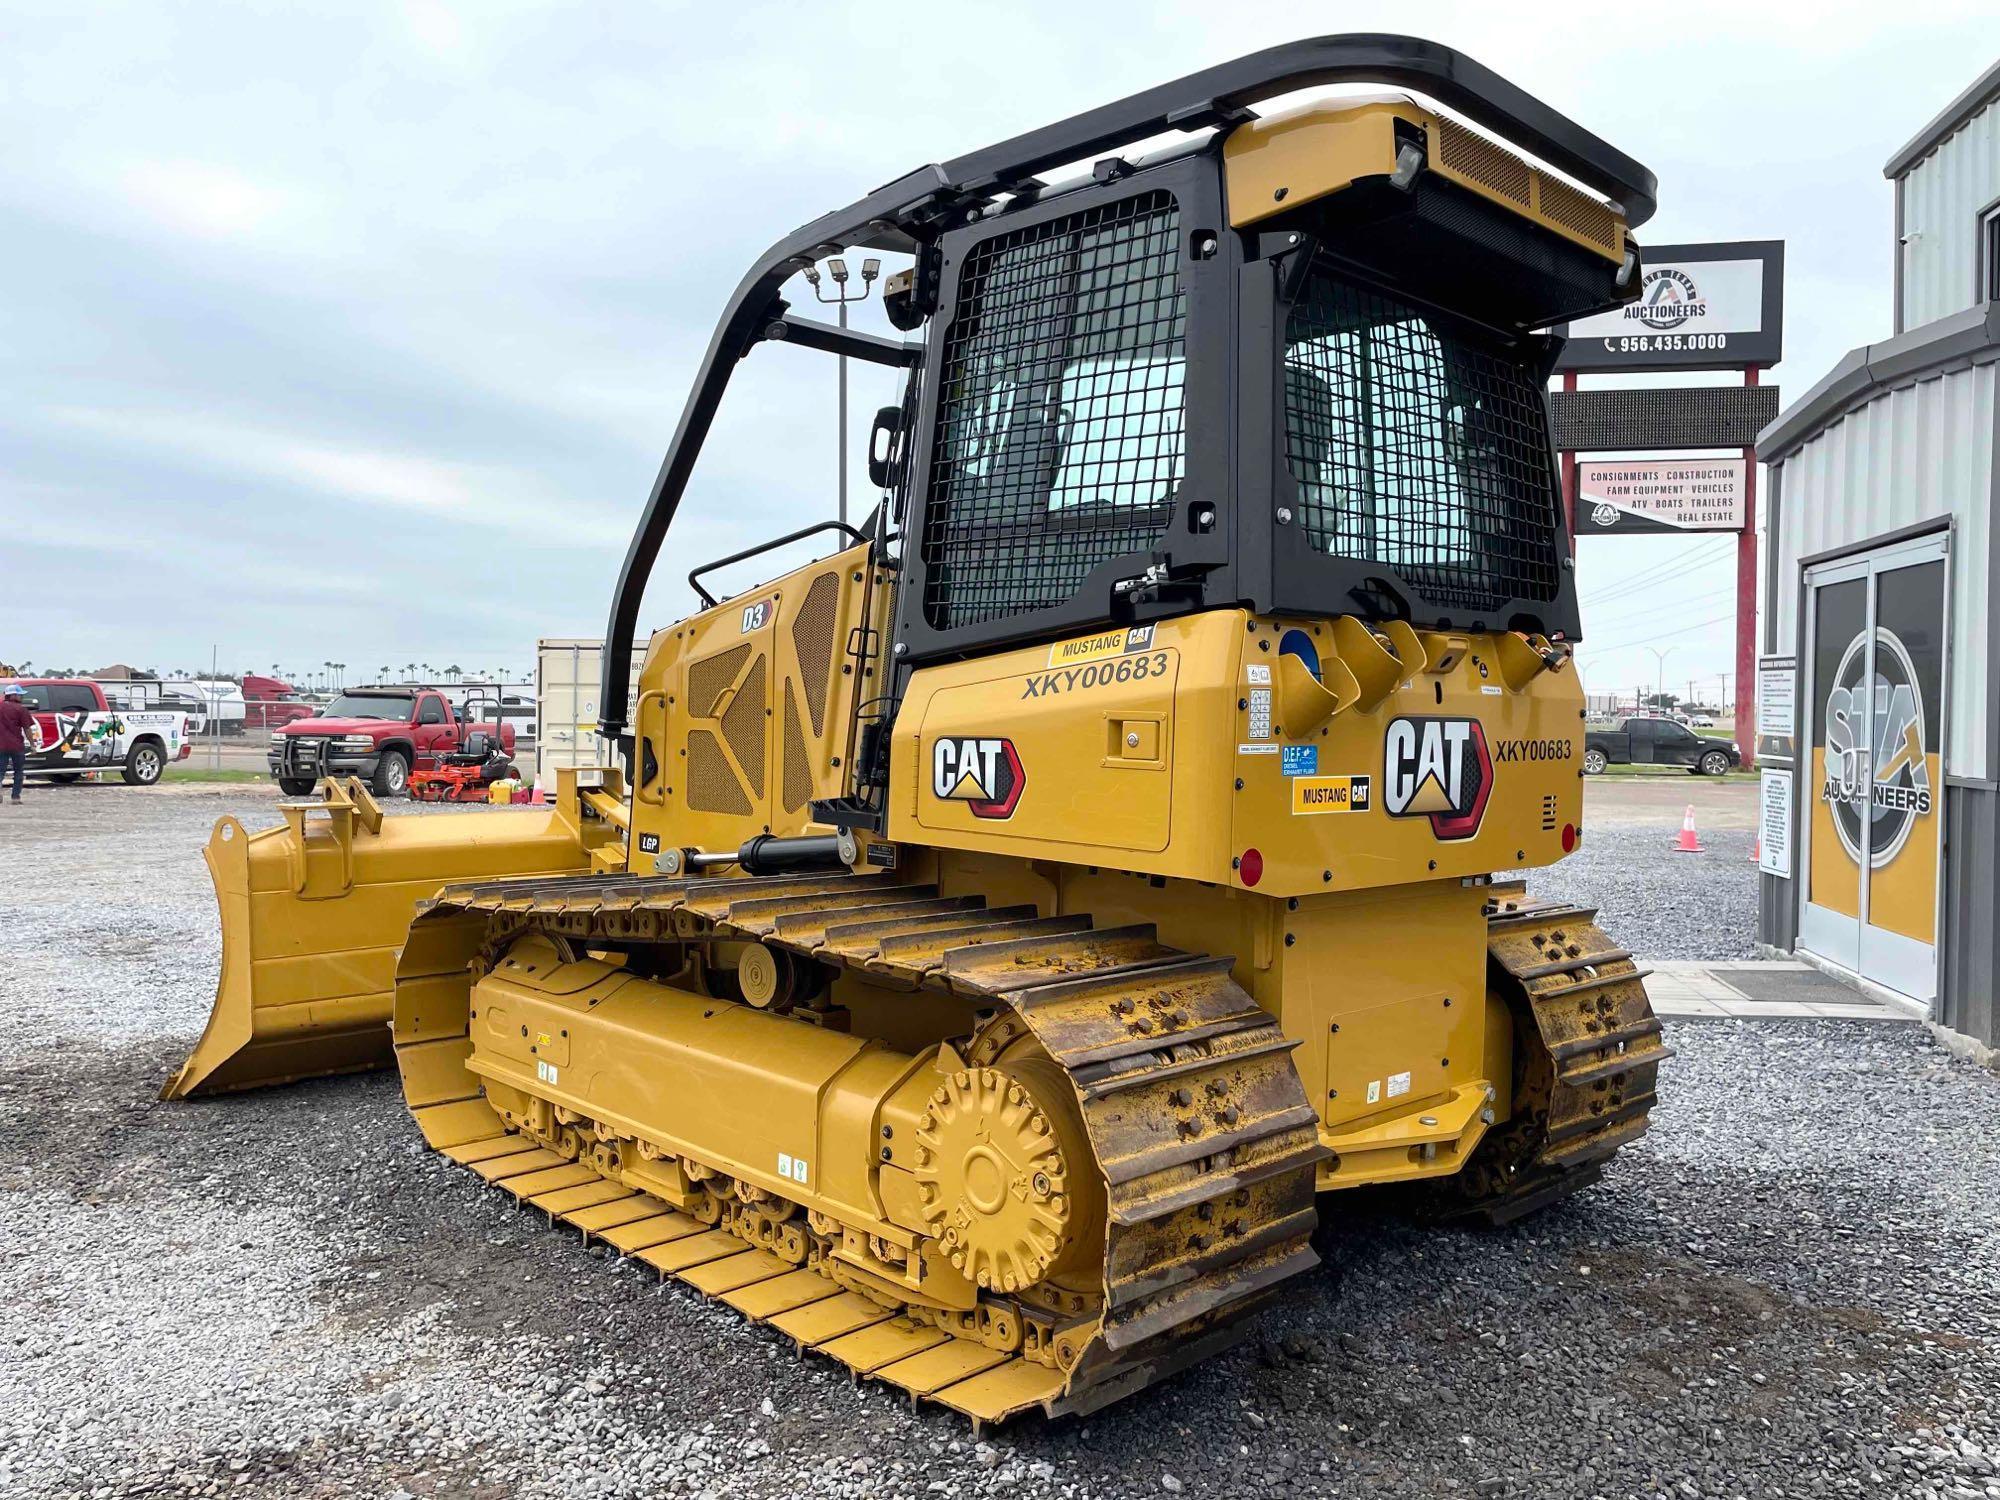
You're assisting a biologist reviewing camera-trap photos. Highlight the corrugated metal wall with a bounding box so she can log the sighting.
[1769,362,1996,779]
[1899,100,2000,331]
[1941,785,2000,1047]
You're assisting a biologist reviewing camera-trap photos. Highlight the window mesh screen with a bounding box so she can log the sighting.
[1284,268,1562,614]
[920,192,1186,630]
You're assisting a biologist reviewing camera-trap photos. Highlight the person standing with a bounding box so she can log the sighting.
[0,683,32,804]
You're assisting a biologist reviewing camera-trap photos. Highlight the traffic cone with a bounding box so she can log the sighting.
[1750,835,1761,863]
[1673,804,1704,854]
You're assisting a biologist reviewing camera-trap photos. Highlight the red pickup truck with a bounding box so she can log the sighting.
[268,687,516,796]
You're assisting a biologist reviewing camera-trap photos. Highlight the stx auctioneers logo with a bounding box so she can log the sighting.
[931,736,1025,819]
[1383,717,1491,840]
[1823,627,1932,868]
[1628,267,1707,331]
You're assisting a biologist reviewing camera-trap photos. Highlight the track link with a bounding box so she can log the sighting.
[392,869,1326,1425]
[1442,894,1671,1223]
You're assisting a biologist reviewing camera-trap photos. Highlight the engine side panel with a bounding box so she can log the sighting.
[888,608,1585,896]
[628,542,889,865]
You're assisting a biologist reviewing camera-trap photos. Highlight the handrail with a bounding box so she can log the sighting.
[688,520,869,608]
[597,35,1654,738]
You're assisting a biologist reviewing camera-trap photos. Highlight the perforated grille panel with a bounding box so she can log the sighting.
[782,684,813,813]
[687,643,751,718]
[687,730,750,815]
[1435,118,1530,207]
[1534,173,1619,255]
[720,655,766,796]
[791,571,840,734]
[1284,267,1563,614]
[920,191,1186,630]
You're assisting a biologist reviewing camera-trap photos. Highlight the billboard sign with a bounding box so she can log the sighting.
[1554,241,1783,371]
[1576,457,1749,534]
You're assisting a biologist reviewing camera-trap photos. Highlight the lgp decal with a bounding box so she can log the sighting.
[931,736,1025,819]
[1383,717,1491,840]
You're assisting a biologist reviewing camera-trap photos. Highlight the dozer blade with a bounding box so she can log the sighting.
[162,777,600,1099]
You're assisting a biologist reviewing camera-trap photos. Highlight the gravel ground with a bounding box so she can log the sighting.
[1528,779,1761,961]
[3,783,1996,1500]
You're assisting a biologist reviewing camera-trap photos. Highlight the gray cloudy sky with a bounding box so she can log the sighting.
[3,1,1994,699]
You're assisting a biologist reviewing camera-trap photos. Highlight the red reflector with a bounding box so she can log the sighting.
[1238,848,1264,887]
[1561,823,1578,853]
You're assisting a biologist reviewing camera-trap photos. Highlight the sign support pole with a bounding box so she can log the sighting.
[1735,366,1761,772]
[1559,370,1579,539]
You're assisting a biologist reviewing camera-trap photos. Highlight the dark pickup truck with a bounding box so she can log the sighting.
[1584,718,1741,777]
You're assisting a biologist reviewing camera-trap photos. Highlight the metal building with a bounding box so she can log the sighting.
[1756,59,2000,1054]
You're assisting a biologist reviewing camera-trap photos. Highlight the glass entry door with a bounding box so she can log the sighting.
[1797,534,1948,1007]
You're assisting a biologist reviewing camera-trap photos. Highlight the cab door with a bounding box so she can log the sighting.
[1656,722,1702,767]
[411,693,454,768]
[1627,719,1657,764]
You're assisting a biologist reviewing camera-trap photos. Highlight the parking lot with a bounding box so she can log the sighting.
[2,779,1996,1500]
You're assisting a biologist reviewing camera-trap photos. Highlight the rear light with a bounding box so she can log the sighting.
[1237,847,1264,887]
[1560,823,1579,853]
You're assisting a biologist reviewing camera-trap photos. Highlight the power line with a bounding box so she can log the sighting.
[1577,537,1734,605]
[1579,609,1736,655]
[1583,582,1736,631]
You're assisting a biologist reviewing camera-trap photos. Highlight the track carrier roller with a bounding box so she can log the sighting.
[393,870,1328,1425]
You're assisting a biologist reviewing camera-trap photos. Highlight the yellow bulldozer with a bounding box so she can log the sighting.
[166,34,1669,1425]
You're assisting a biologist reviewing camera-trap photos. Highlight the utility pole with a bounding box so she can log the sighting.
[803,256,881,526]
[1646,646,1674,710]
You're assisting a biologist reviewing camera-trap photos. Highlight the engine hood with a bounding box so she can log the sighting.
[277,716,399,737]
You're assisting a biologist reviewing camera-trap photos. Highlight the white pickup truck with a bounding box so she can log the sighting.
[17,678,194,786]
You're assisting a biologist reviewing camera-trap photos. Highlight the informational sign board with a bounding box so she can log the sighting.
[1577,458,1748,535]
[1757,654,1796,763]
[1759,768,1793,878]
[1554,241,1784,372]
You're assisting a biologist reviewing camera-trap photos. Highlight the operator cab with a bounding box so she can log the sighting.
[888,91,1637,669]
[598,35,1654,758]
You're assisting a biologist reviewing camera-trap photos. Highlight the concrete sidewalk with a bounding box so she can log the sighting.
[1645,959,1917,1020]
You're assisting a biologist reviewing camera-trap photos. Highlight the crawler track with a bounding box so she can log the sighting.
[391,870,1326,1425]
[1445,895,1671,1223]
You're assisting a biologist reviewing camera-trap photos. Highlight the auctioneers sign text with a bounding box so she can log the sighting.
[1554,241,1783,372]
[1576,458,1749,535]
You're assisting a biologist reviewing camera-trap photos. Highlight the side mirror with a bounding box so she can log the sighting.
[867,405,905,491]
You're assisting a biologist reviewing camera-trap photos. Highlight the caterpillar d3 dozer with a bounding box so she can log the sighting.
[168,35,1670,1424]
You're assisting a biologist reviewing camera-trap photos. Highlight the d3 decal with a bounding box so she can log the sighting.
[931,736,1026,819]
[1382,717,1492,840]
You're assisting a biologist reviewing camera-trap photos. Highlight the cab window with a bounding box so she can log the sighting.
[417,696,446,726]
[51,685,99,712]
